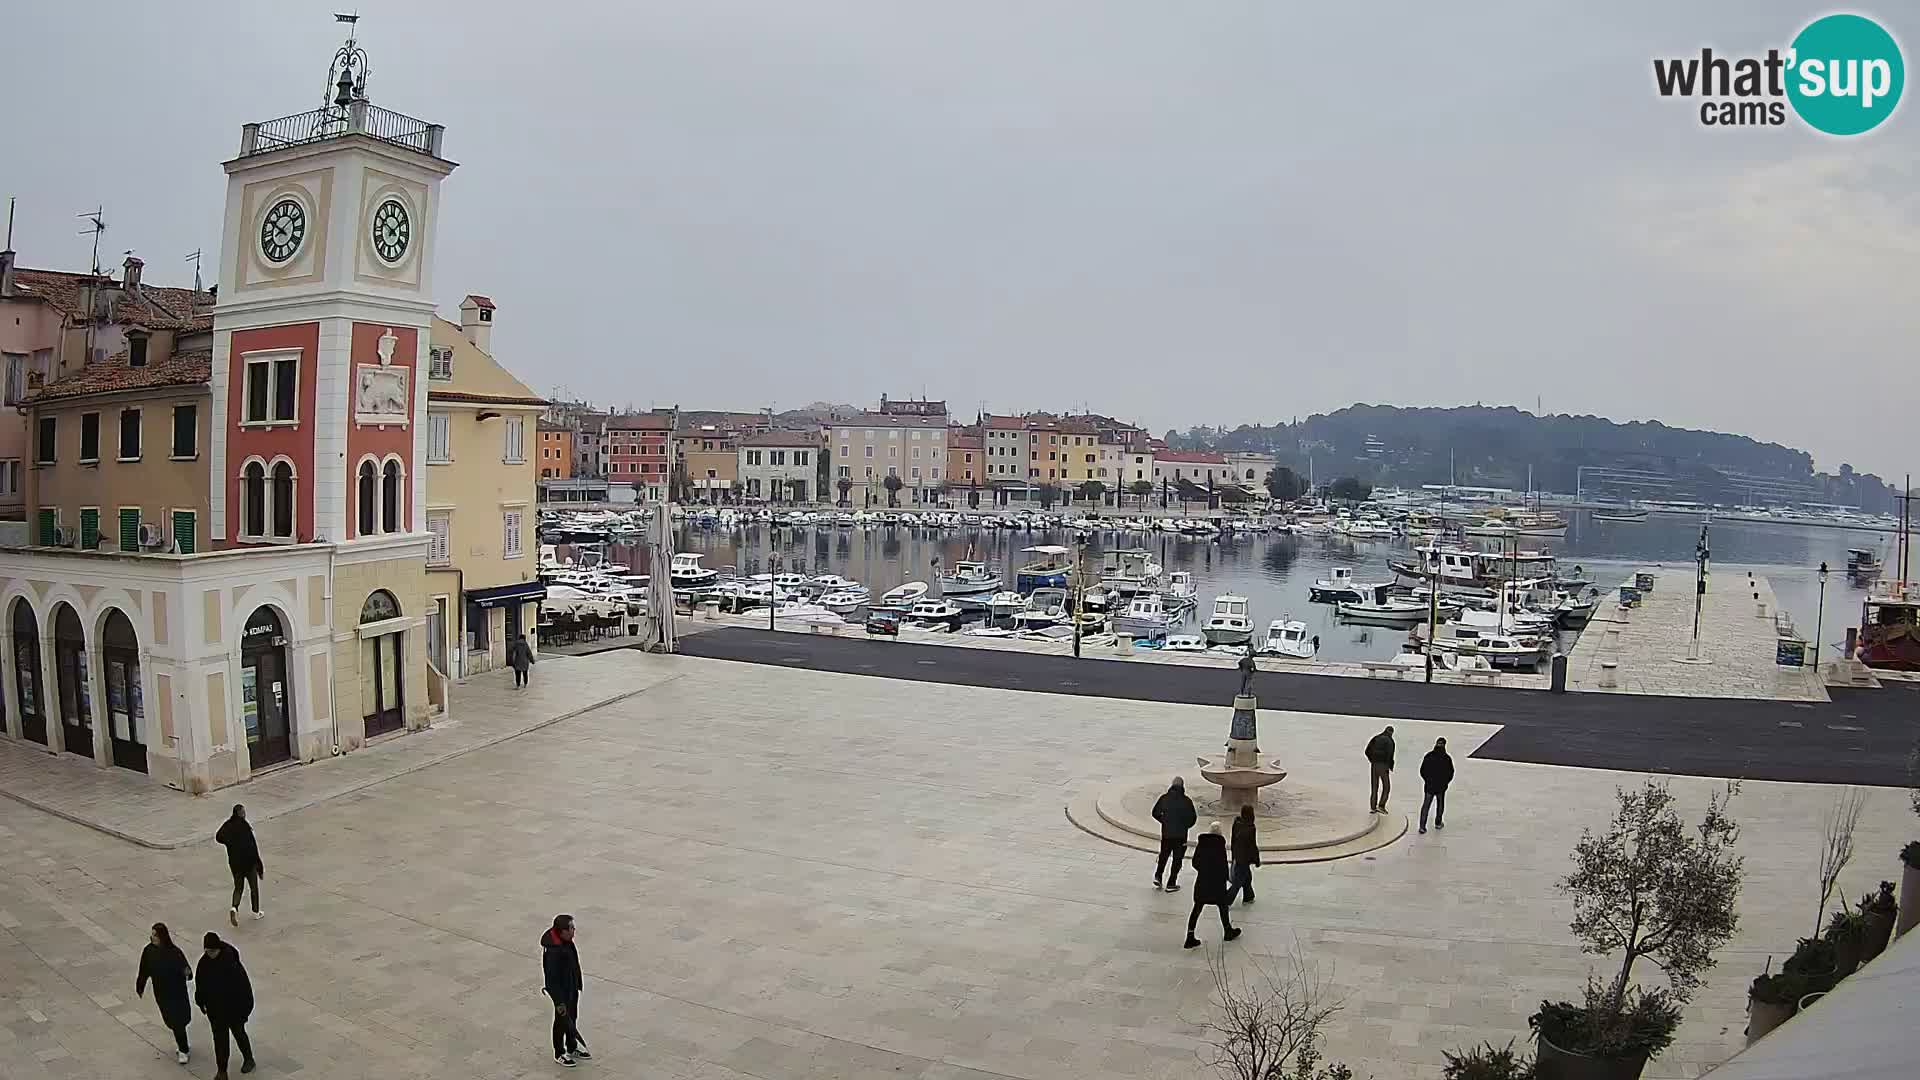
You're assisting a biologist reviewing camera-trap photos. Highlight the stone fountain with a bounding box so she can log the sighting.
[1194,649,1289,813]
[1065,647,1407,863]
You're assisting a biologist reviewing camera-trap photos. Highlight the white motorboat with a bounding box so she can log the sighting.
[906,599,966,629]
[807,574,862,592]
[938,560,1000,596]
[1260,618,1317,659]
[1339,519,1395,540]
[1164,570,1199,612]
[1010,588,1070,629]
[1309,566,1390,603]
[669,552,719,589]
[987,591,1026,627]
[1202,595,1253,647]
[1420,624,1548,668]
[1113,593,1173,640]
[1337,585,1455,627]
[1099,549,1164,597]
[1163,634,1209,652]
[1390,645,1492,673]
[871,581,930,611]
[819,588,871,614]
[1454,605,1556,638]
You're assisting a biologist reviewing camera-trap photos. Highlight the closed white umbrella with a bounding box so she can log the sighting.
[646,502,678,653]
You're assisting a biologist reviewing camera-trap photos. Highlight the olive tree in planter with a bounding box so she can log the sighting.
[1530,780,1742,1080]
[1744,967,1804,1045]
[1898,841,1920,938]
[1859,881,1898,962]
[1444,1040,1535,1079]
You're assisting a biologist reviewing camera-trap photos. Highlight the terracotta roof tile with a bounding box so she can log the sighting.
[29,349,211,403]
[606,412,674,431]
[463,294,496,310]
[10,268,213,332]
[738,429,821,447]
[427,390,548,407]
[1154,449,1227,464]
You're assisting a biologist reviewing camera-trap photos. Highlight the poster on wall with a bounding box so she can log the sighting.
[241,667,260,741]
[107,660,127,713]
[76,649,91,717]
[15,649,33,713]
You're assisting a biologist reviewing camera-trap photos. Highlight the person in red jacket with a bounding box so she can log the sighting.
[541,915,591,1067]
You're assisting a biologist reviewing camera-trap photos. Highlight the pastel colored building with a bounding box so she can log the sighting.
[676,426,741,502]
[737,430,817,502]
[0,30,452,791]
[829,412,947,506]
[538,423,573,480]
[425,304,545,680]
[605,412,674,502]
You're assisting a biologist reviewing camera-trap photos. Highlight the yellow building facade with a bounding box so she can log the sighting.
[425,304,544,680]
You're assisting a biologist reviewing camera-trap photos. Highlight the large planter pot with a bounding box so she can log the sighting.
[1862,904,1897,962]
[1536,1033,1650,1080]
[1900,860,1920,938]
[1745,994,1796,1046]
[1795,961,1841,995]
[1831,932,1863,978]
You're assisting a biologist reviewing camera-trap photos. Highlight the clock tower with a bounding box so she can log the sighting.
[210,20,454,550]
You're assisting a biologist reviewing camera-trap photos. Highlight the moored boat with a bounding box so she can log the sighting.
[1202,594,1253,647]
[1260,618,1316,659]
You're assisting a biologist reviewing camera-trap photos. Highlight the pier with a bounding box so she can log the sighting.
[1563,567,1827,701]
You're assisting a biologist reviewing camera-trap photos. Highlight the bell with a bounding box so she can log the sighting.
[333,65,356,107]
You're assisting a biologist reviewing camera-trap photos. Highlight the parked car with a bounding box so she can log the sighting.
[866,610,902,636]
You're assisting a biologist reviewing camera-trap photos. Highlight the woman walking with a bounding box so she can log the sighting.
[1183,822,1241,949]
[508,635,535,689]
[1229,805,1260,905]
[135,923,194,1064]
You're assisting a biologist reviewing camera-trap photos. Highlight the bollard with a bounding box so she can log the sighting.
[1598,660,1619,689]
[1550,652,1568,693]
[1118,635,1133,656]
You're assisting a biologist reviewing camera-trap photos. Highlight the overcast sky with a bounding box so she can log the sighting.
[6,2,1915,476]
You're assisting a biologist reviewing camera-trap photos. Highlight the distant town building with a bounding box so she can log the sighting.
[877,394,947,418]
[605,412,675,503]
[537,422,573,480]
[738,430,818,503]
[829,411,947,506]
[1153,449,1232,489]
[945,428,983,495]
[675,425,741,503]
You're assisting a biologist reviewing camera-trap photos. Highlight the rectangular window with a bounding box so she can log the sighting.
[119,508,140,551]
[503,416,526,462]
[932,468,940,479]
[796,450,809,465]
[172,404,198,458]
[427,512,451,565]
[79,508,100,550]
[771,451,785,466]
[911,467,921,480]
[0,459,18,498]
[864,445,874,458]
[889,446,897,458]
[886,466,898,478]
[865,467,874,479]
[838,465,850,478]
[36,417,56,465]
[502,510,523,557]
[839,444,848,458]
[118,408,142,460]
[274,358,297,421]
[745,450,760,466]
[2,353,24,406]
[80,413,100,462]
[912,447,921,460]
[428,413,451,462]
[428,346,453,380]
[171,510,196,554]
[244,355,299,423]
[128,333,149,368]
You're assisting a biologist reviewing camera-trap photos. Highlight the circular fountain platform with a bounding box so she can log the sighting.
[1066,774,1405,863]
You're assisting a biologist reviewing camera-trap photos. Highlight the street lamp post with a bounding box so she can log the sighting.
[1813,561,1829,672]
[1686,523,1710,661]
[768,551,781,632]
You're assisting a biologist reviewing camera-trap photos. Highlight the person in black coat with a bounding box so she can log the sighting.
[1419,737,1455,834]
[1184,823,1242,948]
[1150,776,1198,892]
[1228,805,1261,905]
[195,933,254,1079]
[1365,726,1396,813]
[508,636,535,688]
[136,922,193,1063]
[215,804,265,925]
[542,914,591,1066]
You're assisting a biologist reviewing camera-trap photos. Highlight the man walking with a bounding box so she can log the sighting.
[195,933,255,1079]
[1365,726,1395,813]
[542,914,591,1067]
[215,805,265,926]
[1150,776,1197,892]
[508,635,536,689]
[1183,822,1241,949]
[1419,737,1454,834]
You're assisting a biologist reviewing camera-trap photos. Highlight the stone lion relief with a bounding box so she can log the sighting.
[355,365,409,425]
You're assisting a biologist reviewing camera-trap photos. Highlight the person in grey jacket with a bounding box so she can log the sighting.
[1150,777,1198,892]
[1365,726,1395,813]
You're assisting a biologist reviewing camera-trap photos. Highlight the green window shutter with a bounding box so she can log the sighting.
[36,509,55,546]
[171,511,196,554]
[79,509,100,549]
[119,508,141,551]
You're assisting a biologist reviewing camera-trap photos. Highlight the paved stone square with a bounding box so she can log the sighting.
[1,650,1911,1080]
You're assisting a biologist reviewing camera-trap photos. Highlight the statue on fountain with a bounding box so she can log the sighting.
[1237,644,1258,700]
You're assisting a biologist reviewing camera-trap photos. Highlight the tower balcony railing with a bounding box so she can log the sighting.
[240,101,445,159]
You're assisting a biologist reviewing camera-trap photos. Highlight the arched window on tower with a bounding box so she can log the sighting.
[382,460,402,533]
[242,461,266,538]
[270,462,295,538]
[357,460,377,537]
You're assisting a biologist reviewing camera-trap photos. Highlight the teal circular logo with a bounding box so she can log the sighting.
[1787,14,1904,135]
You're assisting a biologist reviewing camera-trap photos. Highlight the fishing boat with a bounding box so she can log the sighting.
[938,559,1001,596]
[668,552,719,589]
[1099,549,1164,597]
[1846,547,1884,582]
[1391,544,1557,594]
[987,591,1026,627]
[905,598,966,630]
[1112,593,1173,641]
[1202,595,1254,647]
[1308,567,1390,604]
[818,588,871,614]
[1857,586,1920,670]
[1014,545,1073,592]
[1591,509,1649,523]
[1260,618,1317,659]
[1163,570,1199,614]
[1010,588,1071,630]
[1337,585,1453,627]
[871,581,930,611]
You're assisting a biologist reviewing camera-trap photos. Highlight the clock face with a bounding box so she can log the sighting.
[371,199,411,263]
[259,199,306,264]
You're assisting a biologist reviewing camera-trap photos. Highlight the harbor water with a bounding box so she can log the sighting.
[560,511,1910,666]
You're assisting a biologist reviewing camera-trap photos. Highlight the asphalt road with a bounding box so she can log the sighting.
[675,628,1919,786]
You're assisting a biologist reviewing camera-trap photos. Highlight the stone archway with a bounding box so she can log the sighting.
[99,609,148,773]
[359,590,405,737]
[51,603,93,759]
[10,599,46,745]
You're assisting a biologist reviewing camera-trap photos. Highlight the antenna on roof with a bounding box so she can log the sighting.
[184,249,203,293]
[76,206,106,274]
[4,196,14,249]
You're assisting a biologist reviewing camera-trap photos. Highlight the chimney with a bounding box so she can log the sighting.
[459,294,495,352]
[123,255,144,291]
[0,248,14,298]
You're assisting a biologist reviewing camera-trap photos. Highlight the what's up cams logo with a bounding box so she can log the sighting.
[1654,13,1904,134]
